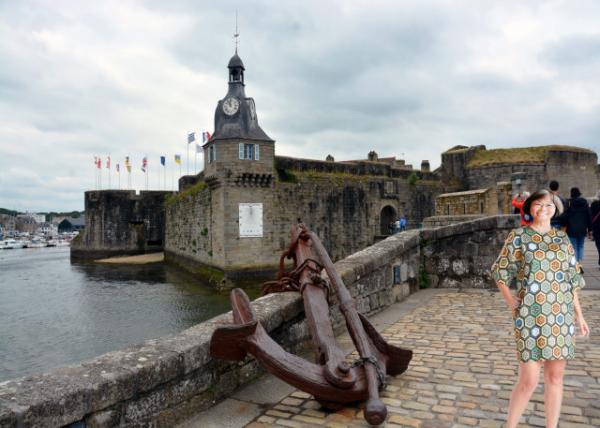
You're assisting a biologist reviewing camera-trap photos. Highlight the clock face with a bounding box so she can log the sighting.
[222,97,240,115]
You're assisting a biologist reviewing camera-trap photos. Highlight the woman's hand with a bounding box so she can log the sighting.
[577,316,590,338]
[507,295,521,310]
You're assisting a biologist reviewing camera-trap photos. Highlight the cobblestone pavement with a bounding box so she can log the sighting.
[246,290,600,428]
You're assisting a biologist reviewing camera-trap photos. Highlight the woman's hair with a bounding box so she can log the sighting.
[523,189,563,218]
[571,187,581,198]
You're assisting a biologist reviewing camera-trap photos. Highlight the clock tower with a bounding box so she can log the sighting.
[202,52,278,281]
[203,52,274,179]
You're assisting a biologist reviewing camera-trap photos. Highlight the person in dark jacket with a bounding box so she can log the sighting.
[549,180,567,229]
[590,191,600,267]
[560,187,592,265]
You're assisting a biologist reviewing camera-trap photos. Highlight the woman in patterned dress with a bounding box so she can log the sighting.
[491,189,590,428]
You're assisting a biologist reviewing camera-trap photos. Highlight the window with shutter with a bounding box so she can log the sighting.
[239,143,244,159]
[254,144,260,160]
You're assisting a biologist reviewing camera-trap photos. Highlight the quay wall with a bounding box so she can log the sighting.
[0,215,518,427]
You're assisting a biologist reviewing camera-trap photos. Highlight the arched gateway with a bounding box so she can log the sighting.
[380,205,397,235]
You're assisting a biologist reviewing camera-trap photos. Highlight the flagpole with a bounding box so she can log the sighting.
[108,155,111,189]
[187,142,189,175]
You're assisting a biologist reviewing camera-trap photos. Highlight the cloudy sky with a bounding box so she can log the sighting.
[1,0,600,212]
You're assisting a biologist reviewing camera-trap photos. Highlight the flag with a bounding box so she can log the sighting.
[94,156,97,166]
[116,163,120,173]
[141,156,147,172]
[187,132,195,144]
[125,156,130,167]
[195,143,202,153]
[160,156,165,166]
[97,158,102,169]
[126,164,132,173]
[174,154,181,164]
[202,131,211,143]
[106,156,111,169]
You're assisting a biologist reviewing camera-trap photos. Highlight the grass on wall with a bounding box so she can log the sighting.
[165,181,207,207]
[467,145,594,168]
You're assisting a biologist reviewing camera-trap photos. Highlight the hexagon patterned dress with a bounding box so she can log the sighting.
[491,227,585,362]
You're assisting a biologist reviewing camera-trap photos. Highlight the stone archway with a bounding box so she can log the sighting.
[380,205,397,235]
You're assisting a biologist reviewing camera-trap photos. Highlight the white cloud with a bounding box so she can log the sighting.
[1,0,600,211]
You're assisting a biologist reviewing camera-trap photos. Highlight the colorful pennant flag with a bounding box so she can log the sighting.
[106,156,111,169]
[202,131,211,143]
[160,156,166,166]
[174,154,181,164]
[141,157,147,172]
[97,157,102,169]
[187,132,195,144]
[116,163,120,173]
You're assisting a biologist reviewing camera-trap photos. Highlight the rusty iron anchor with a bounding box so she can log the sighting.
[210,223,413,425]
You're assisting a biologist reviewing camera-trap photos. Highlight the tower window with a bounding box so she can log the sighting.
[239,143,260,160]
[208,145,216,163]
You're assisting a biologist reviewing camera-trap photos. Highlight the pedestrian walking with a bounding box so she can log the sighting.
[511,191,531,226]
[491,189,590,428]
[560,187,591,266]
[590,190,600,268]
[549,180,566,230]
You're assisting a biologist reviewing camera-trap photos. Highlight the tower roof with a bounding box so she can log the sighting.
[228,53,245,70]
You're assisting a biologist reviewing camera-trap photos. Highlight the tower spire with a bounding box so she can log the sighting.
[234,10,240,54]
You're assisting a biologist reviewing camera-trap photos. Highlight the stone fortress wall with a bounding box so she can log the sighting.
[71,190,171,259]
[163,155,442,286]
[1,215,519,428]
[435,145,600,221]
[443,145,599,197]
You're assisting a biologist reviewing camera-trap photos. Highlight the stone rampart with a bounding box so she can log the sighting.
[71,190,172,259]
[164,171,441,285]
[1,215,518,427]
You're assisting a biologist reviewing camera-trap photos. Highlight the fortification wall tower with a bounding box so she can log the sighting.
[164,52,277,281]
[71,190,170,259]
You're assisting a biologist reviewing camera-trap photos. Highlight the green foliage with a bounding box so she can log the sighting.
[0,208,18,216]
[408,172,419,186]
[419,268,429,289]
[277,169,298,183]
[191,239,197,247]
[200,227,208,236]
[165,181,207,207]
[207,250,213,257]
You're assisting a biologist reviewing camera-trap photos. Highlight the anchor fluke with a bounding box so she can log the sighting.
[209,289,257,361]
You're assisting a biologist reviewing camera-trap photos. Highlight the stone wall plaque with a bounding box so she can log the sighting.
[239,203,263,237]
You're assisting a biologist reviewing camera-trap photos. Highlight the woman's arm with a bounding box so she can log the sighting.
[573,291,590,337]
[497,281,520,310]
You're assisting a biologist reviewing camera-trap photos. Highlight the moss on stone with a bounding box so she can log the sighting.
[467,145,594,168]
[194,263,223,281]
[165,181,207,207]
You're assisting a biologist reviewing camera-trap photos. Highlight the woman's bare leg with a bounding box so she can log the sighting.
[507,361,541,428]
[544,359,566,428]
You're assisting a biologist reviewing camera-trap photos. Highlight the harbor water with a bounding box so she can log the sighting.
[0,247,258,382]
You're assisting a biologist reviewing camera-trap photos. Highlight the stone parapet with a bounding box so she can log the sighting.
[0,215,519,427]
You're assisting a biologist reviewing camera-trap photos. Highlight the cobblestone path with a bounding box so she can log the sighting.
[247,290,600,428]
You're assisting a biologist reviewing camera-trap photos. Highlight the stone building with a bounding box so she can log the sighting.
[72,51,600,286]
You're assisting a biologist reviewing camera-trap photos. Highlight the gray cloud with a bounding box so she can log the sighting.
[1,0,600,212]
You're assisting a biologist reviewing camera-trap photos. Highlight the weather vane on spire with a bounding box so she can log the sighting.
[234,10,240,54]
